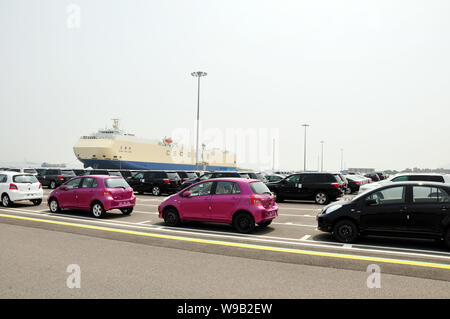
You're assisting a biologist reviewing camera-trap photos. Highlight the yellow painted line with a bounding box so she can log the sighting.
[1,213,450,270]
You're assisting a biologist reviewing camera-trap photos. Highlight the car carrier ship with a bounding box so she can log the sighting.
[73,120,237,171]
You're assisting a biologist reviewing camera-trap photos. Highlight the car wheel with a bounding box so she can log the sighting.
[333,219,358,243]
[49,198,60,213]
[444,228,450,249]
[91,202,106,218]
[345,188,351,195]
[49,180,57,189]
[1,194,11,207]
[31,199,42,206]
[258,220,272,228]
[163,208,180,227]
[315,191,329,205]
[233,212,255,234]
[152,186,161,196]
[120,207,133,215]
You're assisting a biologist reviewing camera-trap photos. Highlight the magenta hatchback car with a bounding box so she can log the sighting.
[158,178,278,233]
[47,175,136,218]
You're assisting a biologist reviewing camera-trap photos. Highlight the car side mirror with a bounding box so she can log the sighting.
[60,185,67,191]
[366,199,377,206]
[182,191,191,197]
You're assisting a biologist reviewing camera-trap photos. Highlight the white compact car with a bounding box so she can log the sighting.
[0,171,43,207]
[358,173,450,194]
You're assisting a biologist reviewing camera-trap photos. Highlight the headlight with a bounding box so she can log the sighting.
[324,204,342,214]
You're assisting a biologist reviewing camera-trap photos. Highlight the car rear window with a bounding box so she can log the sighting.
[186,172,197,179]
[167,172,180,180]
[249,181,271,194]
[24,169,37,174]
[409,175,444,183]
[13,175,38,183]
[104,178,130,188]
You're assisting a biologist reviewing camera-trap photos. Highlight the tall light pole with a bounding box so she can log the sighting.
[320,140,324,172]
[301,124,310,171]
[340,148,344,171]
[272,138,276,171]
[191,71,207,170]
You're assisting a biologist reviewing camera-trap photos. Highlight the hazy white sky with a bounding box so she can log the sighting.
[1,0,449,170]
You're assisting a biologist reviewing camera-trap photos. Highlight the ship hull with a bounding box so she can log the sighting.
[79,159,237,171]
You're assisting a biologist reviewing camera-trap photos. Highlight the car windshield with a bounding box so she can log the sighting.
[186,172,197,179]
[167,172,180,180]
[61,170,75,176]
[13,174,38,183]
[249,181,271,194]
[104,178,130,188]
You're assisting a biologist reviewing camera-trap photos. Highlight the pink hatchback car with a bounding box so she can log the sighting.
[47,175,136,218]
[158,178,278,233]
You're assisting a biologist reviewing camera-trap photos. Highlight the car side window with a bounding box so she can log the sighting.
[81,178,97,188]
[285,175,300,183]
[188,181,214,197]
[65,178,81,190]
[215,181,240,195]
[437,188,450,203]
[392,176,408,182]
[367,186,406,205]
[413,186,439,203]
[0,175,6,183]
[301,174,316,183]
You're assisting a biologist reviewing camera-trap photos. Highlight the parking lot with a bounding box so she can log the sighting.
[1,188,450,298]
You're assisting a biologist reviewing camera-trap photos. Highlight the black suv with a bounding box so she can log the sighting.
[128,170,182,195]
[267,172,343,204]
[37,168,76,189]
[181,171,242,189]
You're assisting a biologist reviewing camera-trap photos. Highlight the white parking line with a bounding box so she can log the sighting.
[136,220,153,224]
[300,235,311,241]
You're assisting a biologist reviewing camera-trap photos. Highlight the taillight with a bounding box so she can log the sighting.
[163,179,170,184]
[102,189,112,197]
[9,183,18,190]
[355,182,361,185]
[183,178,189,182]
[39,183,42,189]
[250,195,263,206]
[58,175,64,180]
[332,183,340,189]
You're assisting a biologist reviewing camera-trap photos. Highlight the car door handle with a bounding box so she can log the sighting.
[400,206,407,213]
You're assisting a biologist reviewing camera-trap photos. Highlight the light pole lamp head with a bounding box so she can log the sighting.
[191,71,207,77]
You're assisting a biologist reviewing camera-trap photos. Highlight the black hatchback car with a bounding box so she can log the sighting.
[128,170,182,196]
[317,182,450,247]
[267,172,343,205]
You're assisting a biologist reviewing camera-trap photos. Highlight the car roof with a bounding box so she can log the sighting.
[371,181,450,188]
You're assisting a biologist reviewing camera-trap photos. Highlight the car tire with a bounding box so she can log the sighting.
[258,220,272,228]
[1,194,11,207]
[91,202,106,218]
[333,219,359,243]
[315,191,330,205]
[49,198,60,213]
[121,207,133,215]
[163,208,180,227]
[49,180,57,189]
[31,199,42,206]
[233,212,255,234]
[152,186,161,196]
[444,228,450,249]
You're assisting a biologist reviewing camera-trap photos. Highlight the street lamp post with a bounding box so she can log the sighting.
[191,71,207,170]
[320,141,324,172]
[301,124,310,171]
[340,148,344,171]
